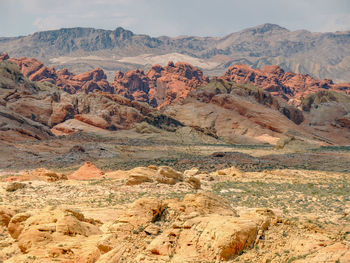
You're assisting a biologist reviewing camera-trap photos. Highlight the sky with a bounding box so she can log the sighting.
[0,0,349,37]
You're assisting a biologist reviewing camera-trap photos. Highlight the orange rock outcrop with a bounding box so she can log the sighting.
[2,55,113,94]
[221,64,350,105]
[112,61,209,108]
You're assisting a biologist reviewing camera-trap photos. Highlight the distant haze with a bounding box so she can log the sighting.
[0,0,349,37]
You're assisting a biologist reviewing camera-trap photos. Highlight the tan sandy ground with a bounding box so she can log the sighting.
[0,163,349,262]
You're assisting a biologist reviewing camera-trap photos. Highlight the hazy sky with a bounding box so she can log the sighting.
[0,0,349,37]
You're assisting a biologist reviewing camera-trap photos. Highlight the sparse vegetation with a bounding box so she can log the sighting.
[213,178,349,214]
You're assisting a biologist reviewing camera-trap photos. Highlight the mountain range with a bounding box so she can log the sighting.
[1,23,350,82]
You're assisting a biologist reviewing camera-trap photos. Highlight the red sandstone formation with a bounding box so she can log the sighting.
[68,161,105,180]
[1,54,208,108]
[221,64,350,105]
[112,61,209,108]
[1,55,113,94]
[1,52,350,109]
[56,67,113,94]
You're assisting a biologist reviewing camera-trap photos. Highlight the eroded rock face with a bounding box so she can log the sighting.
[112,61,209,108]
[222,64,350,106]
[113,69,151,103]
[50,91,153,135]
[7,57,57,83]
[57,67,114,94]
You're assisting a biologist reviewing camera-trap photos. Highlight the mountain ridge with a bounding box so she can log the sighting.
[1,24,350,83]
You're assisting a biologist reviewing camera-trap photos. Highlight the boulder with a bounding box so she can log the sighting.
[147,214,260,261]
[9,207,101,241]
[0,207,16,227]
[107,192,274,262]
[122,166,199,188]
[114,197,165,227]
[8,212,32,239]
[18,228,53,253]
[6,182,26,192]
[185,176,201,189]
[125,174,154,185]
[156,166,184,185]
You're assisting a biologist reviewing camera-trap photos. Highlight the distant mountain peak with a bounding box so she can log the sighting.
[244,23,289,34]
[113,26,134,37]
[114,27,127,33]
[31,27,101,40]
